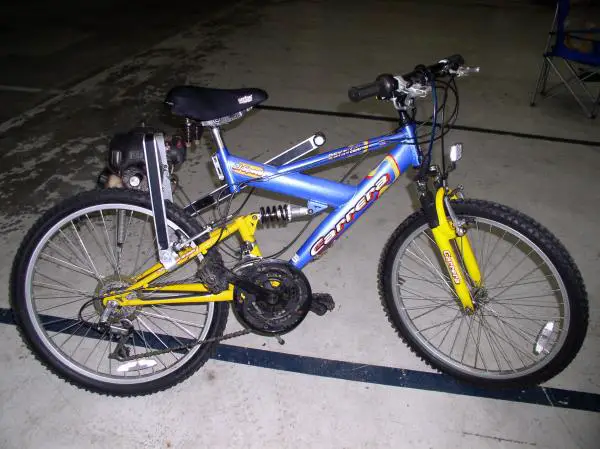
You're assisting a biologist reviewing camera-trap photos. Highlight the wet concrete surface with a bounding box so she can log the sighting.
[0,0,238,122]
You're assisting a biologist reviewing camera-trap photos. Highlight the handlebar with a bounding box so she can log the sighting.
[348,74,397,102]
[348,54,467,103]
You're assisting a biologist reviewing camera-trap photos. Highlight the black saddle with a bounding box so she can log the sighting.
[165,86,268,122]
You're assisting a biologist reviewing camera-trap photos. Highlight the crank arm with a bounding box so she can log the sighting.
[226,272,282,300]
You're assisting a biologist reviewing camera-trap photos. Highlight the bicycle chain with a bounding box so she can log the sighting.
[108,256,261,362]
[110,328,251,362]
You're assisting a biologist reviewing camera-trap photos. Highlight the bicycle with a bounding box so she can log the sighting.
[10,54,589,396]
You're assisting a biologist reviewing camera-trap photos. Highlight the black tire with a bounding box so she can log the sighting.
[10,189,228,396]
[378,199,588,388]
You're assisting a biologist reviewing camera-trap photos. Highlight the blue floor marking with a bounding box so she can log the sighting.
[1,306,598,412]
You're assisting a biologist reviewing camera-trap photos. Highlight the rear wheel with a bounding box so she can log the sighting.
[378,199,588,387]
[10,189,228,396]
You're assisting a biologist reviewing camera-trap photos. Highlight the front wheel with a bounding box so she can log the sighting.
[378,199,588,388]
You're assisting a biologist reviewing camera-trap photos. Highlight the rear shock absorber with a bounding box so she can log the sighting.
[259,204,311,225]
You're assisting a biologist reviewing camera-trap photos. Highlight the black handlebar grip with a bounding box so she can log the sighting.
[348,74,398,102]
[348,82,380,102]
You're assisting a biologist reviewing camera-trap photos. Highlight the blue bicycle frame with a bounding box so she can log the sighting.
[211,123,422,270]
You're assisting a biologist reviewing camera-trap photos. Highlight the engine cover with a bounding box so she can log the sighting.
[232,260,312,336]
[107,127,187,174]
[108,127,153,173]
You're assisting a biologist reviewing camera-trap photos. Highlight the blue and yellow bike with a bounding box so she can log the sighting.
[10,55,589,395]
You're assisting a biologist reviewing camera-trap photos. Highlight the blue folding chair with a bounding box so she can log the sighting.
[530,0,600,118]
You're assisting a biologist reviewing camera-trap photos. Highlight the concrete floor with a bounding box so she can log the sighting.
[1,0,599,448]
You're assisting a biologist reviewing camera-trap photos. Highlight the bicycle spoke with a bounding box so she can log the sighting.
[39,252,100,280]
[480,228,508,278]
[489,247,536,292]
[448,314,466,357]
[410,299,457,321]
[71,221,103,280]
[153,305,208,316]
[486,275,553,291]
[148,307,204,329]
[460,313,475,364]
[97,335,112,372]
[401,302,456,311]
[411,240,454,286]
[483,235,522,284]
[137,316,179,365]
[46,316,88,338]
[417,315,463,333]
[36,297,87,313]
[483,305,548,343]
[487,262,553,304]
[473,313,487,370]
[491,301,558,308]
[68,321,97,358]
[58,320,91,352]
[81,329,109,366]
[478,313,515,372]
[400,284,453,301]
[396,269,449,290]
[400,295,456,301]
[34,294,88,300]
[143,315,188,349]
[485,311,537,363]
[141,310,198,338]
[486,301,558,327]
[405,248,456,296]
[85,214,120,276]
[56,229,94,272]
[428,309,462,343]
[133,319,167,370]
[437,310,462,348]
[33,272,93,297]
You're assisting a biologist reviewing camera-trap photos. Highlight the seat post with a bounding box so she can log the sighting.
[210,126,239,193]
[210,126,227,152]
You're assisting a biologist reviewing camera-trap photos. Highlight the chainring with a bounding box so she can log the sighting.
[232,260,312,336]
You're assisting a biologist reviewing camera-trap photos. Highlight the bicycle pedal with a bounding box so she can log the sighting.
[310,293,335,316]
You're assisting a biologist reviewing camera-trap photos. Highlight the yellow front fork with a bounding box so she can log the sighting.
[430,188,482,312]
[102,213,261,306]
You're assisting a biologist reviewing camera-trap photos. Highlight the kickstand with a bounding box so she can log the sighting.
[275,336,285,345]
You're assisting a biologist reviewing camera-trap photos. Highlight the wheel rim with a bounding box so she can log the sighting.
[390,216,570,380]
[24,203,214,385]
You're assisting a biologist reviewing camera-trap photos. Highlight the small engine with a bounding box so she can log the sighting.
[98,126,188,191]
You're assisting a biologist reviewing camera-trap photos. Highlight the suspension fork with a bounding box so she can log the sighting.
[421,187,482,312]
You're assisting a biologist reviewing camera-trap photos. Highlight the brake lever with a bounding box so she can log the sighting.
[449,66,480,77]
[394,76,431,98]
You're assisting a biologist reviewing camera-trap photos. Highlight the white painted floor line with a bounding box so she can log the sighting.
[0,85,63,94]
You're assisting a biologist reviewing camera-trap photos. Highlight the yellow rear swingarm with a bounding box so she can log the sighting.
[429,187,482,312]
[102,213,261,306]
